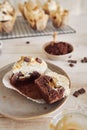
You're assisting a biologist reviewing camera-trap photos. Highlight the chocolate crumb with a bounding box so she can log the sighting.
[73,91,79,97]
[81,57,87,63]
[24,57,30,62]
[69,63,74,67]
[45,42,73,55]
[68,60,77,64]
[78,88,86,94]
[68,55,72,58]
[36,58,42,63]
[26,41,30,44]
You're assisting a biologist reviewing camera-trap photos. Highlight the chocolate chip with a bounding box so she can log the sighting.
[69,63,74,67]
[26,41,30,44]
[36,58,42,63]
[78,88,86,94]
[73,91,79,97]
[24,57,30,62]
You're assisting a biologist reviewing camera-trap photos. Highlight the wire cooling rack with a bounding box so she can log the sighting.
[0,16,76,40]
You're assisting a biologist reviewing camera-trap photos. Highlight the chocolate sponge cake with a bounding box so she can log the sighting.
[35,75,65,104]
[35,71,70,104]
[10,71,42,99]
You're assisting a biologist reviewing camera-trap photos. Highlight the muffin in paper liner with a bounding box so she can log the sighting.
[3,56,70,104]
[43,0,69,28]
[18,1,49,31]
[50,9,69,28]
[0,1,17,33]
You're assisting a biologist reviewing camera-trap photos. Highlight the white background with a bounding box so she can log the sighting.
[0,0,87,15]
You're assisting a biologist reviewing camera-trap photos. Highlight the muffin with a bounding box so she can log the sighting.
[43,0,58,15]
[19,1,49,31]
[50,8,69,28]
[43,0,69,28]
[0,1,17,33]
[3,56,70,104]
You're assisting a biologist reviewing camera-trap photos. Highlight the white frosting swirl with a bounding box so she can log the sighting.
[48,0,57,12]
[12,56,47,78]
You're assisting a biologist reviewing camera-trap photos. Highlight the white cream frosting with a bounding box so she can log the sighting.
[2,1,13,12]
[32,7,40,15]
[0,11,12,21]
[12,56,47,78]
[48,0,57,12]
[0,1,13,21]
[30,7,45,21]
[45,71,70,97]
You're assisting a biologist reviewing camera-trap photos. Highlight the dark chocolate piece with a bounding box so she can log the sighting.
[73,88,86,97]
[78,88,86,94]
[24,57,30,62]
[73,91,79,97]
[35,58,42,63]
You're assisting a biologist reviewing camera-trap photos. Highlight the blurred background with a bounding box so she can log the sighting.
[0,0,87,15]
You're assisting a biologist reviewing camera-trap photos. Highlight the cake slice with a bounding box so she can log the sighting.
[35,71,70,104]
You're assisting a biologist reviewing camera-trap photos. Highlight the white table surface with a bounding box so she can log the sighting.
[0,15,87,130]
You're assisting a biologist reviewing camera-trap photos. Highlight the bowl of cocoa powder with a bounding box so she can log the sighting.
[43,41,74,60]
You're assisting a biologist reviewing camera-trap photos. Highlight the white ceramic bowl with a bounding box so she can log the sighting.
[43,41,74,60]
[49,110,87,130]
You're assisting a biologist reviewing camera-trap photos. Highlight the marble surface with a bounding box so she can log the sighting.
[0,15,87,130]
